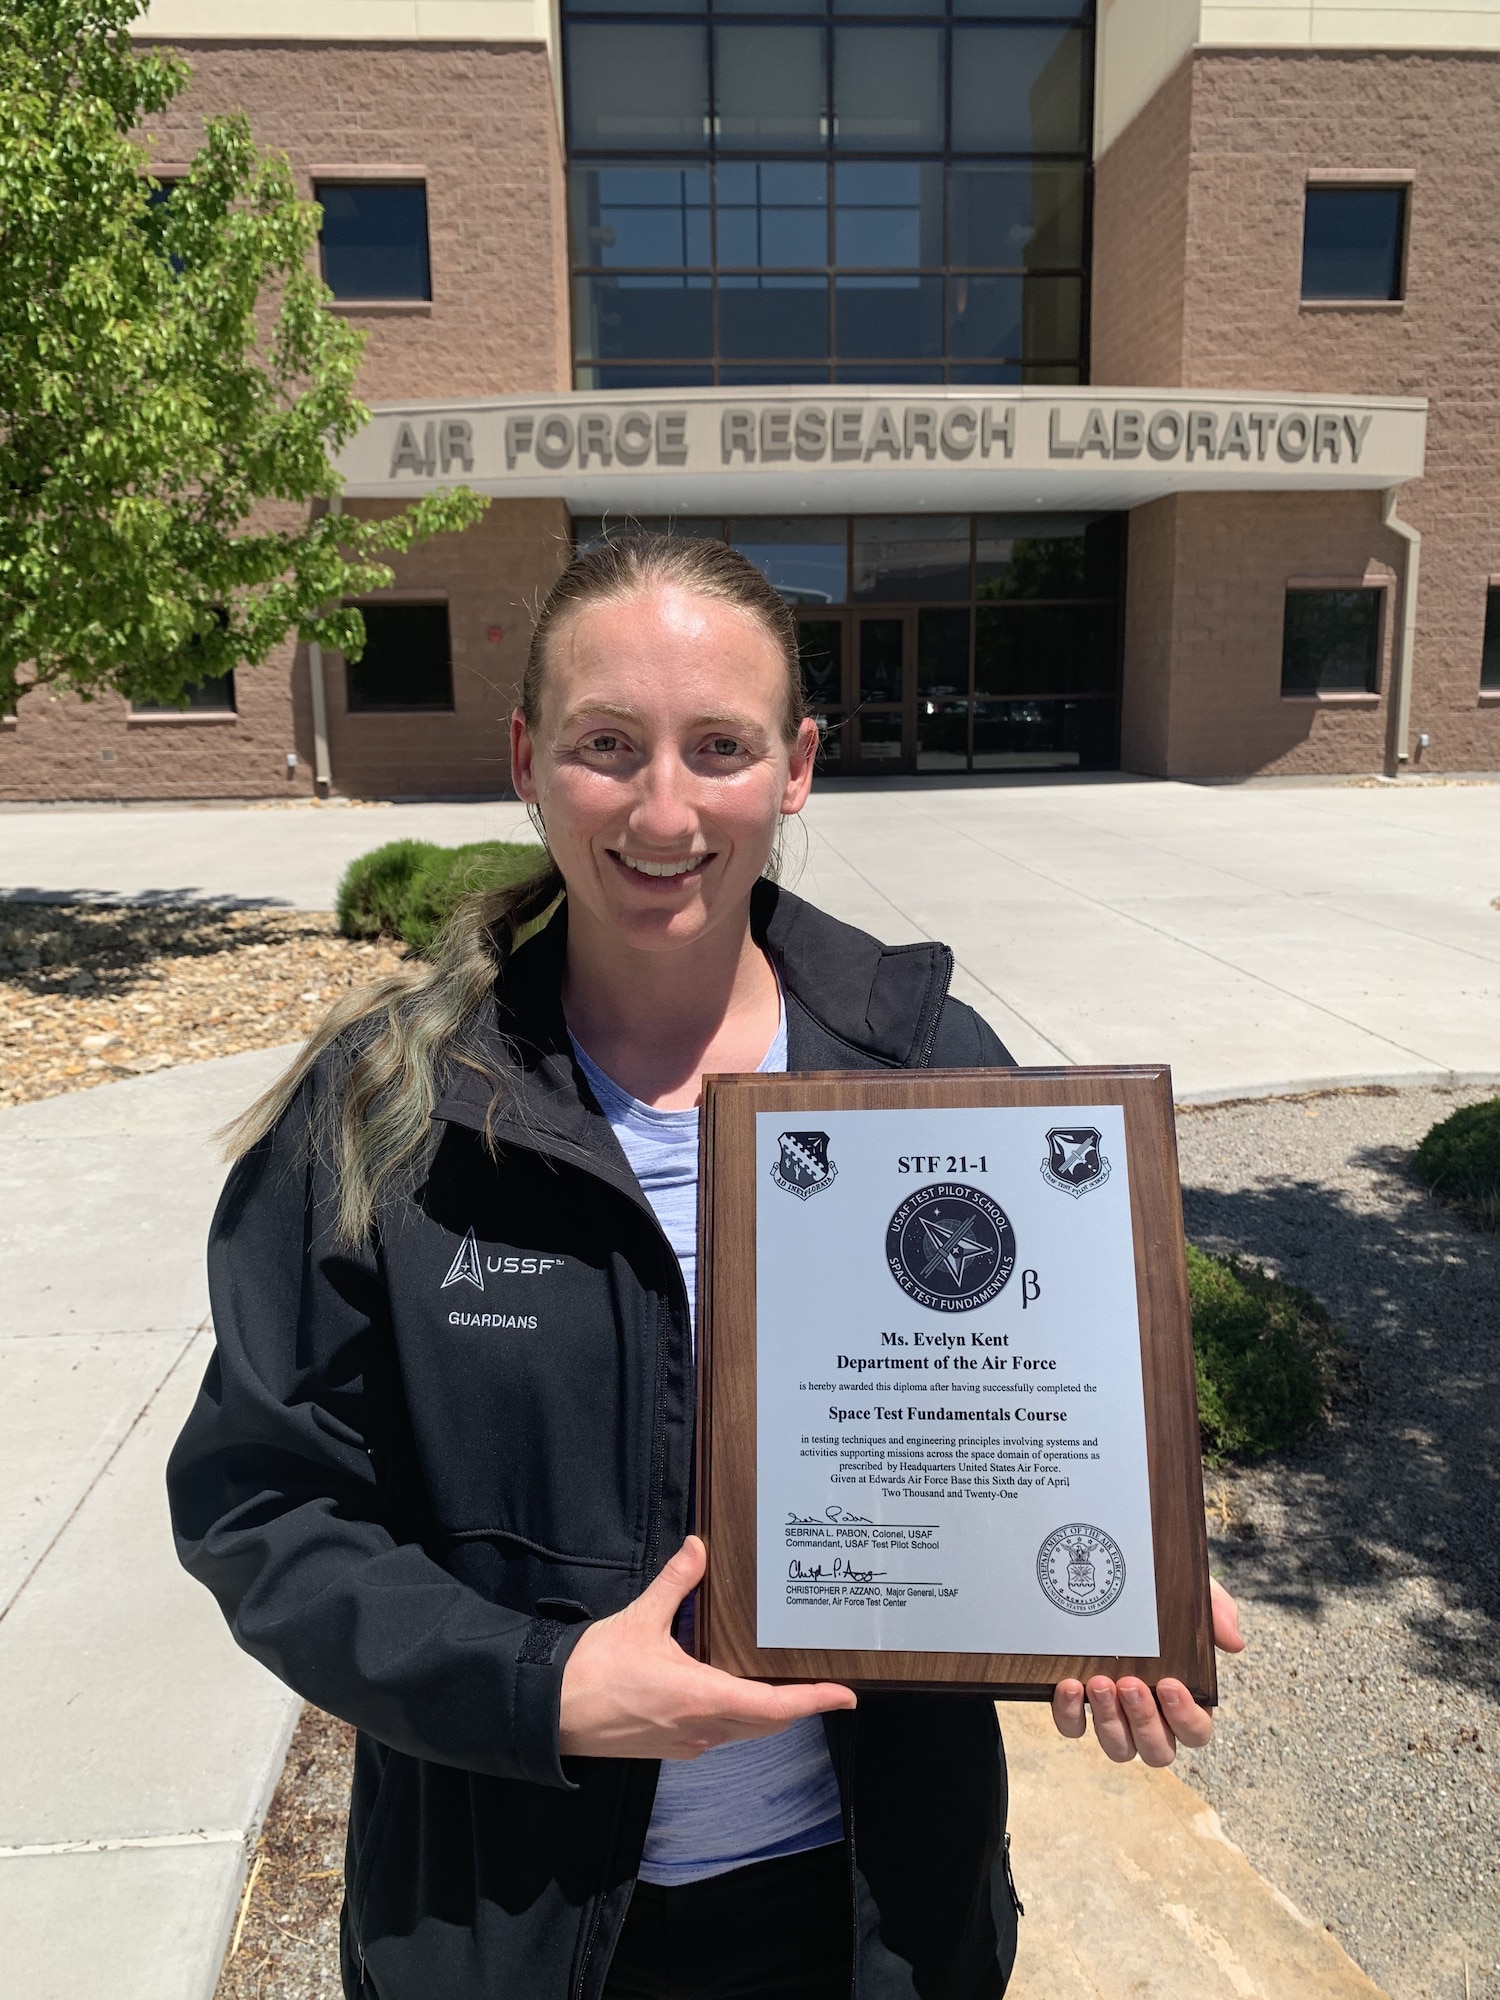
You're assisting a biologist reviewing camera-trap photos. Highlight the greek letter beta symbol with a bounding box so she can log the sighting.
[1021,1269,1041,1308]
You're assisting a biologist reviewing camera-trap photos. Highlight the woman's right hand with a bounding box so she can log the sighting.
[557,1536,857,1760]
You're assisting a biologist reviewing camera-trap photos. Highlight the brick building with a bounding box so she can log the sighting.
[4,0,1497,798]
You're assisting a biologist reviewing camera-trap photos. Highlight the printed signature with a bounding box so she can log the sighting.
[786,1506,874,1526]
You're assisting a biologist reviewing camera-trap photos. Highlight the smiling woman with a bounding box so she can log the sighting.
[168,533,1239,2000]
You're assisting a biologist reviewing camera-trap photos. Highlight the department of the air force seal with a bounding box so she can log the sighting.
[772,1130,838,1200]
[1040,1126,1111,1198]
[1036,1524,1127,1615]
[885,1182,1015,1312]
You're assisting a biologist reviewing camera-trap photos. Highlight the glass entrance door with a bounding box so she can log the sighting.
[853,615,909,772]
[797,614,915,772]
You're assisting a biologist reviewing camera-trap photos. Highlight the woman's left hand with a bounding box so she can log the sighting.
[1049,1577,1245,1767]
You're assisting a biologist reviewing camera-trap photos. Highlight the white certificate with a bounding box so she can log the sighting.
[755,1105,1160,1656]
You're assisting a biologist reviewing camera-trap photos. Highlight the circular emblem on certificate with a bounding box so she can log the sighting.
[1036,1524,1127,1615]
[885,1181,1016,1312]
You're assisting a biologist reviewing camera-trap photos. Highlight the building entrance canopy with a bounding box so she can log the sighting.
[336,386,1426,514]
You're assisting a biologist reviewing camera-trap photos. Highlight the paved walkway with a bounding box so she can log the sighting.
[0,1050,299,2000]
[9,773,1494,1996]
[3,775,1497,1098]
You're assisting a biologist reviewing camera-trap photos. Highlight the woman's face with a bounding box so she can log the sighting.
[512,584,820,956]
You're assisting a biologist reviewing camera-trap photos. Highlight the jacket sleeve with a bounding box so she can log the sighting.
[165,1067,585,1788]
[928,995,1016,1070]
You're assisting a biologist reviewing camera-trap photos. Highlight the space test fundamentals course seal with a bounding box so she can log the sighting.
[1036,1524,1127,1616]
[885,1181,1016,1313]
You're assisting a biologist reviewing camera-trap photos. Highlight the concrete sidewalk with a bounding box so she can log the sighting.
[0,1050,299,2000]
[0,1045,1390,1999]
[3,775,1497,1097]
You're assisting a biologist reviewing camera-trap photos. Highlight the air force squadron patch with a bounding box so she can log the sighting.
[772,1131,838,1200]
[1041,1126,1111,1198]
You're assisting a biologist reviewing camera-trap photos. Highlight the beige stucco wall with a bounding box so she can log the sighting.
[1099,47,1500,776]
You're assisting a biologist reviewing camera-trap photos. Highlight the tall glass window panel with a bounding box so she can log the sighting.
[317,185,430,301]
[1483,586,1500,691]
[569,165,710,269]
[717,163,828,268]
[1301,186,1406,302]
[798,618,845,707]
[715,28,826,151]
[949,275,1079,363]
[567,26,709,151]
[951,27,1087,155]
[854,517,969,601]
[835,276,943,359]
[719,276,830,360]
[917,607,970,771]
[859,619,905,702]
[729,519,847,605]
[834,163,943,268]
[950,164,1084,270]
[573,274,713,361]
[834,29,944,152]
[975,605,1116,697]
[1281,590,1381,694]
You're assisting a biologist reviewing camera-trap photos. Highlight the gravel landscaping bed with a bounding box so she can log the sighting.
[0,903,408,1107]
[1176,1085,1499,2000]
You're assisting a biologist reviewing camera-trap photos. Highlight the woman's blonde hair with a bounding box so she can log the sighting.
[223,533,808,1242]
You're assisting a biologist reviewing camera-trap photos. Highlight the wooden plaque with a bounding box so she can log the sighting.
[695,1067,1215,1702]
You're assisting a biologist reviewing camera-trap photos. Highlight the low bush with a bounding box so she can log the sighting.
[1185,1243,1337,1462]
[336,838,547,957]
[1413,1096,1500,1230]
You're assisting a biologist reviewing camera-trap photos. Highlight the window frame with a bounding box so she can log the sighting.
[342,595,456,715]
[562,0,1095,386]
[1279,580,1390,703]
[1299,173,1411,310]
[1480,577,1500,702]
[312,173,434,307]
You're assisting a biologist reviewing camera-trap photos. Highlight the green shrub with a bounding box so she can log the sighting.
[1413,1096,1500,1229]
[335,838,546,956]
[1185,1243,1335,1462]
[335,839,437,941]
[398,841,549,956]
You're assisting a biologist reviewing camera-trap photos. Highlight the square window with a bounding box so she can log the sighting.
[569,165,711,269]
[133,671,236,714]
[834,163,943,268]
[573,273,713,362]
[717,162,828,268]
[1281,589,1381,695]
[1481,585,1500,691]
[1301,186,1406,302]
[347,603,454,712]
[567,25,709,151]
[950,163,1084,269]
[833,28,944,153]
[716,27,827,151]
[316,184,430,301]
[834,274,944,359]
[719,275,829,360]
[951,26,1088,155]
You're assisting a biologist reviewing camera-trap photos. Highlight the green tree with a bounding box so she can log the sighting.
[0,0,487,712]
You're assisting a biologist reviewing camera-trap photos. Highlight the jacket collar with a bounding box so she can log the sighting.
[430,880,953,1164]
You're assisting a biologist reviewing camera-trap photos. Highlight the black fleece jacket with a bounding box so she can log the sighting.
[167,882,1021,2000]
